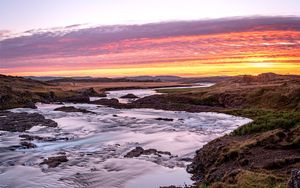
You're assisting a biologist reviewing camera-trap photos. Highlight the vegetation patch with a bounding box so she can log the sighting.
[208,170,286,188]
[225,109,300,135]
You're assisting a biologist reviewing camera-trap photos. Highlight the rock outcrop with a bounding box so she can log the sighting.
[187,126,300,187]
[54,106,95,114]
[40,156,68,168]
[91,98,120,106]
[124,146,171,158]
[78,87,106,97]
[0,111,58,132]
[120,93,139,99]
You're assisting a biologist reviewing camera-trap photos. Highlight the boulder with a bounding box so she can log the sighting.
[19,134,67,142]
[124,146,171,158]
[120,93,139,99]
[40,156,68,168]
[78,87,106,97]
[124,146,144,158]
[54,106,95,114]
[20,141,37,149]
[91,98,120,106]
[0,111,58,132]
[61,94,90,103]
[155,118,173,121]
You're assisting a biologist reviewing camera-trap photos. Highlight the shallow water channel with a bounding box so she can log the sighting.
[0,84,251,188]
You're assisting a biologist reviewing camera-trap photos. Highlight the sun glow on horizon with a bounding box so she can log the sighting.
[1,29,300,77]
[7,61,299,77]
[248,62,275,68]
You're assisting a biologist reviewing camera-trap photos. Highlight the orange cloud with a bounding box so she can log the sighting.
[1,18,300,76]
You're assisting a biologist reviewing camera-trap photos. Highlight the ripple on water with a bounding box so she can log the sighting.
[2,91,251,187]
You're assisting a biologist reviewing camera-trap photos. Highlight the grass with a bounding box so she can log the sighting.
[157,87,300,136]
[234,170,286,188]
[223,109,300,136]
[209,170,286,188]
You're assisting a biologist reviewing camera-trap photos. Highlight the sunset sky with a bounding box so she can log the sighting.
[0,0,300,77]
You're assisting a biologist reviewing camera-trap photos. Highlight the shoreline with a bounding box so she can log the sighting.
[1,73,299,188]
[0,101,251,188]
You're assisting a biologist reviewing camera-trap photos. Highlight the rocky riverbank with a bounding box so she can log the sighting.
[1,73,299,187]
[89,73,300,188]
[187,125,300,187]
[0,111,58,132]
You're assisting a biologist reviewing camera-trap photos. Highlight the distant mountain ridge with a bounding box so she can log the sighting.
[124,75,182,82]
[23,75,233,83]
[21,73,300,84]
[233,73,300,83]
[24,76,93,81]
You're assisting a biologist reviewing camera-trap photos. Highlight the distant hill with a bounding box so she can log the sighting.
[181,76,232,83]
[24,76,93,81]
[125,75,233,83]
[23,75,234,83]
[232,73,300,83]
[47,77,147,83]
[125,75,182,82]
[25,76,162,83]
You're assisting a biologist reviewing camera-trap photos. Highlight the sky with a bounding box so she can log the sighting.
[0,0,300,77]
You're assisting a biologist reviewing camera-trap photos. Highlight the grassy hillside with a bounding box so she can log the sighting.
[157,73,300,111]
[1,73,299,187]
[156,74,300,188]
[0,74,187,110]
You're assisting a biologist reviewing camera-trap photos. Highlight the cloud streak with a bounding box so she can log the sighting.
[1,16,300,76]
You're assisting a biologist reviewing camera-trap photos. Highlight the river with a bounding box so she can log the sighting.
[0,84,251,188]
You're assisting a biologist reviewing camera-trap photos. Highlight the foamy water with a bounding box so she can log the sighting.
[0,85,251,188]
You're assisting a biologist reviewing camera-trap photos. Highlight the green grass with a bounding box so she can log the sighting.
[234,170,286,188]
[205,170,286,188]
[224,109,300,136]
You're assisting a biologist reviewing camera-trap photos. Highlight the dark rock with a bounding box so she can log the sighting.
[0,111,58,132]
[124,146,172,158]
[160,185,193,188]
[187,126,300,186]
[20,141,37,149]
[54,106,95,114]
[6,141,37,151]
[120,93,139,99]
[180,157,193,162]
[40,156,68,168]
[24,102,37,109]
[124,146,144,158]
[78,87,106,97]
[143,148,158,155]
[288,169,300,188]
[97,92,107,97]
[19,134,67,142]
[157,151,172,155]
[62,95,90,103]
[91,98,120,106]
[155,118,174,121]
[19,134,44,141]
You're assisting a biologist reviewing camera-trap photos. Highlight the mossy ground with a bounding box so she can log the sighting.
[199,170,286,188]
[222,109,300,135]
